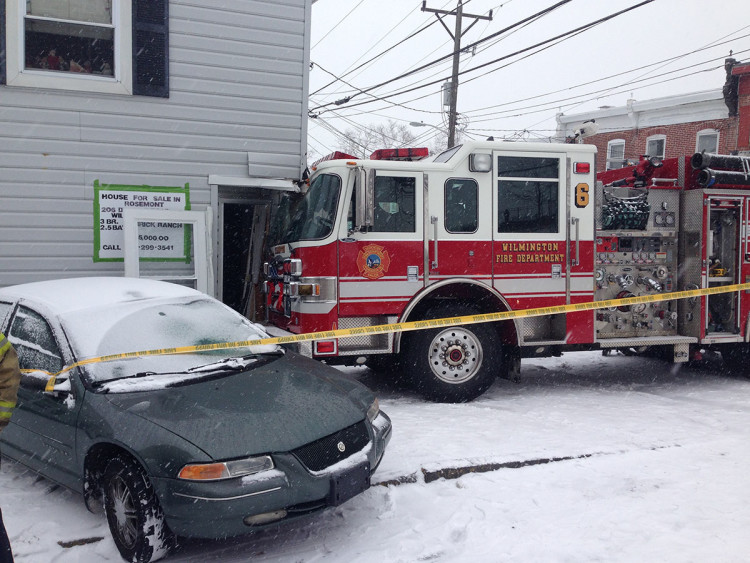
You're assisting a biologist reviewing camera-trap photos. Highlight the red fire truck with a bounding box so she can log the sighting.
[264,141,750,402]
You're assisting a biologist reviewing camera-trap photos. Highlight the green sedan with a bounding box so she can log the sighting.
[0,277,391,563]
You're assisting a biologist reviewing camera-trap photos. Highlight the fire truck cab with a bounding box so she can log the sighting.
[264,141,750,402]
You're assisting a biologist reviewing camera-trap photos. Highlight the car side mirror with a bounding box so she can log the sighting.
[21,371,70,396]
[21,370,52,391]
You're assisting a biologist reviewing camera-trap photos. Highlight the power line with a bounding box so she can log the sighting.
[311,0,367,50]
[311,0,655,116]
[309,0,573,113]
[310,7,440,96]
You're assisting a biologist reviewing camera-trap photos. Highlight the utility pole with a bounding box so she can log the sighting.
[422,0,492,147]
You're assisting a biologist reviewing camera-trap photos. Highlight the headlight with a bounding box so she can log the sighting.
[177,455,274,481]
[366,398,380,422]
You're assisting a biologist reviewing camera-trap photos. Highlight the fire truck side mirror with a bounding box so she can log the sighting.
[355,168,374,232]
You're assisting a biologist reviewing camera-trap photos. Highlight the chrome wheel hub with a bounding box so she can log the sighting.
[428,327,483,384]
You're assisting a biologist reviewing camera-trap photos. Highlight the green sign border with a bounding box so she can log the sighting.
[93,181,192,263]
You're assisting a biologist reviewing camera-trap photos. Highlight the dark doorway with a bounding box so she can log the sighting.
[222,203,254,314]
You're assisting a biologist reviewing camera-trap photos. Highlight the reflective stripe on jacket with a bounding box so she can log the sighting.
[0,333,21,428]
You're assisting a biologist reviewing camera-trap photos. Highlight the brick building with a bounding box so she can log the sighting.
[556,59,750,173]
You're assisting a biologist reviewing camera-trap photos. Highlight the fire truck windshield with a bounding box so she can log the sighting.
[280,173,341,243]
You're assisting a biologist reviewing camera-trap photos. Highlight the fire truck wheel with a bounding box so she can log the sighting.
[406,320,500,402]
[722,344,750,376]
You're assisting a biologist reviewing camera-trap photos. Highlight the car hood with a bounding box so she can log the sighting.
[102,352,374,460]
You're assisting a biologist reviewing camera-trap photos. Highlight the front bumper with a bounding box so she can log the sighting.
[153,411,392,539]
[262,323,313,357]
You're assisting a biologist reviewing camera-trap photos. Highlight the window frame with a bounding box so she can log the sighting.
[696,129,719,154]
[606,139,626,170]
[4,0,132,95]
[645,134,666,160]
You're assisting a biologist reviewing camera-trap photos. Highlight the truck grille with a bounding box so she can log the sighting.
[292,420,369,472]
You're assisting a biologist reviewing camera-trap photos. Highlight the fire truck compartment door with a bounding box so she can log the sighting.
[705,196,743,336]
[337,171,424,317]
[492,151,573,342]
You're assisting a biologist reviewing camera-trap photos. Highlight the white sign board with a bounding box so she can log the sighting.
[94,181,190,262]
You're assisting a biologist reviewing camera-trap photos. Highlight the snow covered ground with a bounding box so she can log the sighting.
[2,350,749,562]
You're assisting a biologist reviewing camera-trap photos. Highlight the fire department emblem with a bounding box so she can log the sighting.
[356,244,391,280]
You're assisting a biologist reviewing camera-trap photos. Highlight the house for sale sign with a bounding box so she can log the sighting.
[94,181,191,262]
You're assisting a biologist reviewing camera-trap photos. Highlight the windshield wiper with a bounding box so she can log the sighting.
[92,350,284,389]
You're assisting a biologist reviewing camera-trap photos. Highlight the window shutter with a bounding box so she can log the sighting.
[132,0,169,97]
[1,0,6,85]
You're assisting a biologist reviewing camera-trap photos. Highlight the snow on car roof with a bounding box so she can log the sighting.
[0,276,201,315]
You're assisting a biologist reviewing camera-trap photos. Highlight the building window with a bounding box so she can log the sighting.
[497,155,560,234]
[696,129,719,154]
[24,0,115,76]
[3,0,168,97]
[646,135,666,159]
[606,139,626,170]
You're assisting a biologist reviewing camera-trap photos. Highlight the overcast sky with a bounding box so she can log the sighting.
[306,0,750,158]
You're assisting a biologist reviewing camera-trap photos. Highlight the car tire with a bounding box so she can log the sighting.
[103,454,175,563]
[405,304,500,402]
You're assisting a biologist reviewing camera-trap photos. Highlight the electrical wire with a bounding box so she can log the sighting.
[311,0,654,115]
[311,0,367,50]
[309,0,574,113]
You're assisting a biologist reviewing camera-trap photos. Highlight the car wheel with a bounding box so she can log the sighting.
[406,305,499,402]
[103,455,174,563]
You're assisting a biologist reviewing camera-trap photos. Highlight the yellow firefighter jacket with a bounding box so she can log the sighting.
[0,332,20,433]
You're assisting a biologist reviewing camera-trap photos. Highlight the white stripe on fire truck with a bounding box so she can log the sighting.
[33,282,750,389]
[340,281,424,298]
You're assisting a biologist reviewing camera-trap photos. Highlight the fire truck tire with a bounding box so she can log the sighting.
[722,344,750,376]
[405,311,500,402]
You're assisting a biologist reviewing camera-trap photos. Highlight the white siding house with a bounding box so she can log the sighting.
[0,0,311,314]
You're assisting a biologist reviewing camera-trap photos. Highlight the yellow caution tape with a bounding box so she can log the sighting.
[33,281,750,390]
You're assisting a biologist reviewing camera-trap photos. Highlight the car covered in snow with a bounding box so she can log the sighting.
[0,277,391,562]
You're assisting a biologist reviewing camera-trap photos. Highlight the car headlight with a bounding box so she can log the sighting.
[366,398,380,422]
[177,455,274,481]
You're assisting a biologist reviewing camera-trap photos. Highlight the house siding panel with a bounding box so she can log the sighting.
[0,0,311,287]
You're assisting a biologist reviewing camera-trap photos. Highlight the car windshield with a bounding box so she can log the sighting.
[63,297,278,384]
[278,173,341,243]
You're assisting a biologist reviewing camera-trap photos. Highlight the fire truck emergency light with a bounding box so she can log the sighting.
[469,153,492,172]
[574,162,591,174]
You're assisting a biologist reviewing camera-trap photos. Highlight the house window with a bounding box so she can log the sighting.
[2,0,168,97]
[646,135,666,159]
[606,139,626,170]
[24,0,115,76]
[696,130,719,154]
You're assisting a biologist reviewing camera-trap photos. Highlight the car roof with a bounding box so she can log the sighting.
[0,277,204,316]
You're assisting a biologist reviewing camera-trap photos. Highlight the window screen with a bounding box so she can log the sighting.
[372,176,416,232]
[606,140,626,170]
[646,137,665,159]
[497,156,559,234]
[696,132,718,154]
